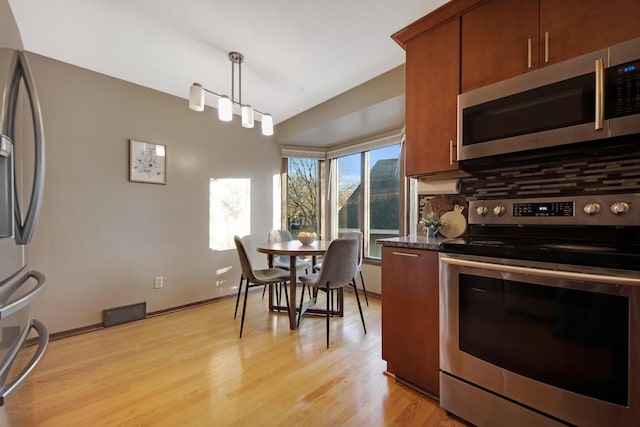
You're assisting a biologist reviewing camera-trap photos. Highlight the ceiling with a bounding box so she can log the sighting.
[8,0,447,147]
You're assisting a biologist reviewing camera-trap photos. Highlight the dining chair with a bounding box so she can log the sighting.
[297,238,366,348]
[233,235,291,338]
[267,230,313,271]
[314,231,368,306]
[264,229,313,300]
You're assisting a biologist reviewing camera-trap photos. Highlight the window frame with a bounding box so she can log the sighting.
[281,130,405,261]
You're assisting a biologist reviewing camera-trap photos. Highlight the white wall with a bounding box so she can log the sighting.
[26,53,282,334]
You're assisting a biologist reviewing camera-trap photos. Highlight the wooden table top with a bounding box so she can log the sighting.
[256,240,332,256]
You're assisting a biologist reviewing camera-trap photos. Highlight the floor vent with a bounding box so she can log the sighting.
[103,302,147,327]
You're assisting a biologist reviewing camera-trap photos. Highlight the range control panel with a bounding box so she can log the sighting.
[469,194,640,226]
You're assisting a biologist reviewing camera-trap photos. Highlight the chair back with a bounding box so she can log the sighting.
[343,231,363,268]
[268,229,293,243]
[314,238,358,290]
[268,230,294,264]
[233,235,258,283]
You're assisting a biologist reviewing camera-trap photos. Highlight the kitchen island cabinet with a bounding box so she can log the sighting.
[381,245,440,397]
[461,0,640,92]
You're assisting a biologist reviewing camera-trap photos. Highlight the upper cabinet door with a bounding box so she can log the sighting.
[461,0,538,93]
[539,0,640,66]
[405,18,460,177]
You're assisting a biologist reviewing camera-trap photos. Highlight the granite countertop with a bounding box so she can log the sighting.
[377,235,450,251]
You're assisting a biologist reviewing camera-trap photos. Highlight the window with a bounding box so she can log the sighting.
[286,157,319,237]
[368,144,401,257]
[331,141,401,259]
[283,134,402,259]
[337,153,361,236]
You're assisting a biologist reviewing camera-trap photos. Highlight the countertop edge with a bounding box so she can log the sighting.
[377,235,445,251]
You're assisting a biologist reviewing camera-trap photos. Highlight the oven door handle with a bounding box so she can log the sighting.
[441,257,640,286]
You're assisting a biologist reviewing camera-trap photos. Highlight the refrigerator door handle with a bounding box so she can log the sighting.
[11,51,45,245]
[0,270,46,319]
[0,319,49,405]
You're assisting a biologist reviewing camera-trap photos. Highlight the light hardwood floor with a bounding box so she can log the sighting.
[3,290,468,426]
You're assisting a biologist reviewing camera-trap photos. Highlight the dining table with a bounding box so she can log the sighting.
[256,239,343,330]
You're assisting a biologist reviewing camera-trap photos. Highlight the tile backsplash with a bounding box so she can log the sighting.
[459,138,640,199]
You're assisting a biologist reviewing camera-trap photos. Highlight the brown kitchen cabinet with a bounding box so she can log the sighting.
[404,18,460,177]
[461,0,640,92]
[381,246,439,396]
[539,0,640,65]
[395,0,640,176]
[461,0,538,93]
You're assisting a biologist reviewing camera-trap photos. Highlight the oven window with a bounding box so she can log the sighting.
[459,274,628,406]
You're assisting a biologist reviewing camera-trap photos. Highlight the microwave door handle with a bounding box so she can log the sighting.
[14,52,45,245]
[595,58,605,131]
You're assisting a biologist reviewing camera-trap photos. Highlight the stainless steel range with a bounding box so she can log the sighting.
[439,194,640,427]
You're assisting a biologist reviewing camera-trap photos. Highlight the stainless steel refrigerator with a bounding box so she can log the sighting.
[0,1,48,405]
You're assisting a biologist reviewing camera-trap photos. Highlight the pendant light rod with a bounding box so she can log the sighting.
[197,86,269,117]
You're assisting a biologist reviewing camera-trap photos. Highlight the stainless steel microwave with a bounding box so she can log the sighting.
[458,37,640,161]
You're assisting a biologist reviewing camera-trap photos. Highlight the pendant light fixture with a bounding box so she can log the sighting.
[188,52,273,136]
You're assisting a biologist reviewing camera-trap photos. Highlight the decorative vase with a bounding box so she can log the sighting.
[426,227,438,238]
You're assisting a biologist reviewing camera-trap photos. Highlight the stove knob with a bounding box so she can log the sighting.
[610,201,630,215]
[493,205,506,216]
[583,202,601,215]
[476,205,489,217]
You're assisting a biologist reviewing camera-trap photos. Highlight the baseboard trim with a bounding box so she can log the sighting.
[38,286,380,343]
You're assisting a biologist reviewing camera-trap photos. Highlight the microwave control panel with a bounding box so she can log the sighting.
[608,59,640,118]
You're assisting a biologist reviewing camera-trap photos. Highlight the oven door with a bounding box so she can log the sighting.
[439,253,640,427]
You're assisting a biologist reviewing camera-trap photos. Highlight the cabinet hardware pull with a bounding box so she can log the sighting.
[595,58,604,130]
[449,140,456,165]
[392,252,419,257]
[527,38,532,69]
[544,32,549,63]
[471,288,488,293]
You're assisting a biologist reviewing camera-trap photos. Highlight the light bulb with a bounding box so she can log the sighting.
[189,83,204,111]
[218,95,232,121]
[242,105,255,128]
[261,113,273,136]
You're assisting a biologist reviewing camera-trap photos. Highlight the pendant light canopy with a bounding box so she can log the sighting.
[188,52,272,136]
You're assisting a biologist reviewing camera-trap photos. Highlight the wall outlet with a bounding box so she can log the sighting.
[154,276,163,289]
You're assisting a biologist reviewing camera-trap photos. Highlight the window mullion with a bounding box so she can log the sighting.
[362,152,370,258]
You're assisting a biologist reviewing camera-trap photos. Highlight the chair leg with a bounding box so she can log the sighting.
[359,269,369,306]
[326,282,331,348]
[261,284,267,299]
[304,268,312,298]
[282,282,290,312]
[352,279,367,334]
[234,274,244,319]
[239,280,251,338]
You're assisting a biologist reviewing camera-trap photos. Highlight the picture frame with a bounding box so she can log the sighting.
[129,139,166,184]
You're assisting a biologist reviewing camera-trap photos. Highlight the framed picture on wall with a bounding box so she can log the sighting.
[129,139,166,184]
